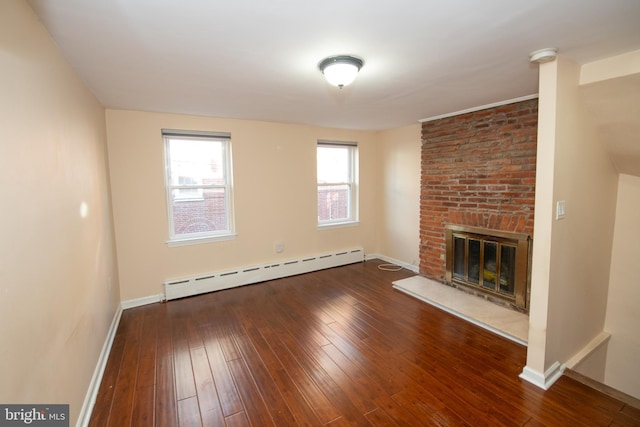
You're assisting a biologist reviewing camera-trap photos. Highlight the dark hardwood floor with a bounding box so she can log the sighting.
[89,259,640,426]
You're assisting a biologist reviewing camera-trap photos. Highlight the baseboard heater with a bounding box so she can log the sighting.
[163,247,364,301]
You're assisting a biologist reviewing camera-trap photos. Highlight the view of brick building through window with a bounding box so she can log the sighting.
[318,186,349,222]
[172,187,228,235]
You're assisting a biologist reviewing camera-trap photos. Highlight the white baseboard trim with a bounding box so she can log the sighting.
[520,361,565,390]
[565,331,611,370]
[121,293,164,309]
[76,304,123,427]
[366,253,419,273]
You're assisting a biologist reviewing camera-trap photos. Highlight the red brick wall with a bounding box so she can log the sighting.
[420,99,538,280]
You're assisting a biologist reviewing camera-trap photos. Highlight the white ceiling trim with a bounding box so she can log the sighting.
[419,94,539,123]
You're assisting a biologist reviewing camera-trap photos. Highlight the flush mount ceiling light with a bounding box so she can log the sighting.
[529,48,558,64]
[318,55,364,89]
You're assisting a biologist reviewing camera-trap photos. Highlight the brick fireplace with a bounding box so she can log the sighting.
[419,98,537,310]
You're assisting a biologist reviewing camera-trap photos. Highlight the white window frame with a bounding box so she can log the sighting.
[175,175,204,201]
[317,140,358,227]
[163,129,235,246]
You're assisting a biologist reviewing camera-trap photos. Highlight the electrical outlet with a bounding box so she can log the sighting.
[275,242,284,253]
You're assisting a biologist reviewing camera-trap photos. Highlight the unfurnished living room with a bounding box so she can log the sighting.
[2,1,640,426]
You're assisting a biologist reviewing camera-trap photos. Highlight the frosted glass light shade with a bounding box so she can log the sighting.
[319,56,363,88]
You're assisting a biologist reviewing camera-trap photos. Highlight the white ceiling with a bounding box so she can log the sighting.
[26,0,640,130]
[26,0,640,176]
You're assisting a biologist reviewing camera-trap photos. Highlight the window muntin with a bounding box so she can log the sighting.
[317,141,357,225]
[163,130,234,243]
[175,175,203,200]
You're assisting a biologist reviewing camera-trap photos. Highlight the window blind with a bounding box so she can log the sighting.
[162,129,231,139]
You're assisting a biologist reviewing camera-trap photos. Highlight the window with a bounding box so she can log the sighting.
[317,140,358,226]
[163,129,234,245]
[176,176,203,200]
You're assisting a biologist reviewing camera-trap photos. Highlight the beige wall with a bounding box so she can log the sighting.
[544,55,618,365]
[376,124,421,269]
[604,173,640,398]
[526,55,619,376]
[0,2,120,425]
[106,110,381,301]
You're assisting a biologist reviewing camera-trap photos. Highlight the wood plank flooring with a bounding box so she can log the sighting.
[89,259,639,426]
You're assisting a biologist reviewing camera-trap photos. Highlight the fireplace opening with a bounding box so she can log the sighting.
[445,225,531,312]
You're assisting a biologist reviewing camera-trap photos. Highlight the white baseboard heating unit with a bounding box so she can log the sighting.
[163,247,364,301]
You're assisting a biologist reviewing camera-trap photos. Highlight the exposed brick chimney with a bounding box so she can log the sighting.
[420,99,538,281]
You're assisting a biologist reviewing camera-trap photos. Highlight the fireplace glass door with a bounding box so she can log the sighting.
[446,225,530,311]
[452,236,516,297]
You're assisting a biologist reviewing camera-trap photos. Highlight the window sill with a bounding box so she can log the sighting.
[167,233,237,247]
[318,221,359,230]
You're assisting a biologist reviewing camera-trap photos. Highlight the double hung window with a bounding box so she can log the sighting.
[317,140,358,226]
[163,129,234,245]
